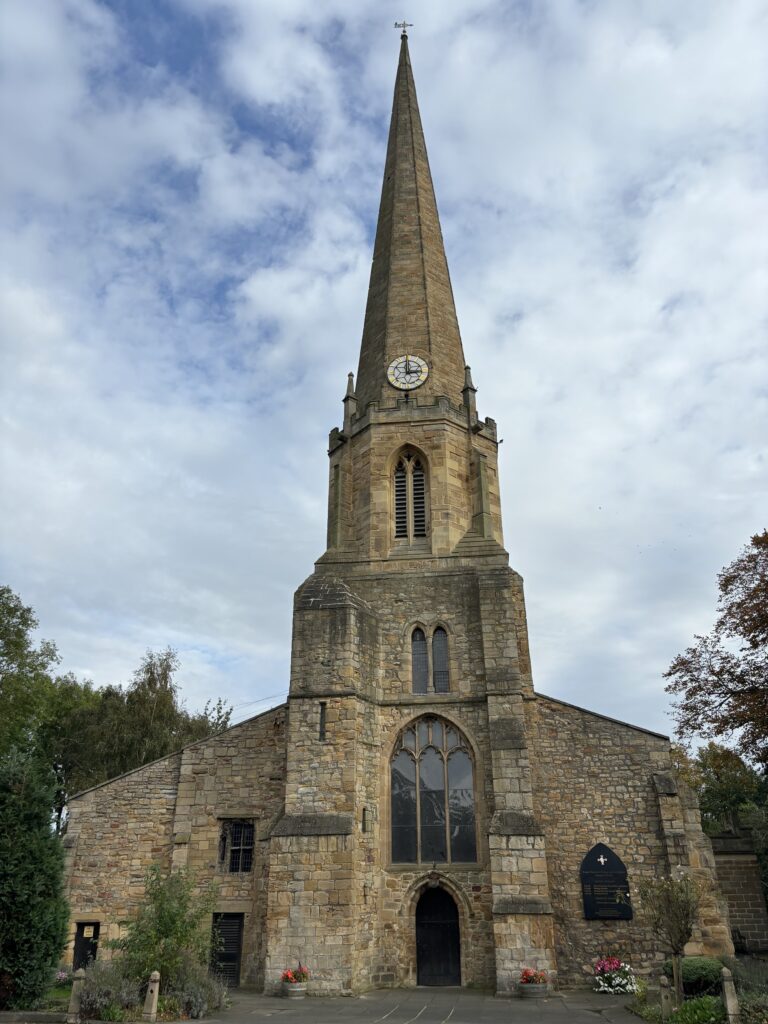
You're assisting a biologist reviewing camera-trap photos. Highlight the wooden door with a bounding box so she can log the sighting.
[416,888,460,986]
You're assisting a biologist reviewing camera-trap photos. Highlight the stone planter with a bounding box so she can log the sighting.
[282,982,307,999]
[519,983,549,998]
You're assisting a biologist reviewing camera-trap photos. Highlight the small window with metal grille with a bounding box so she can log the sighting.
[218,820,255,873]
[393,450,428,543]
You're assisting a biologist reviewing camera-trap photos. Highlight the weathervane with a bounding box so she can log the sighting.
[394,20,413,37]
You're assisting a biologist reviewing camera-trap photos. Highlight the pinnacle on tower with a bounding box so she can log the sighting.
[355,33,467,412]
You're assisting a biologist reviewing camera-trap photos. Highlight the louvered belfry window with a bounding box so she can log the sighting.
[394,450,428,542]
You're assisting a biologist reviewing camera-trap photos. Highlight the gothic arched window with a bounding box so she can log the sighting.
[410,626,451,694]
[390,717,477,864]
[394,450,428,542]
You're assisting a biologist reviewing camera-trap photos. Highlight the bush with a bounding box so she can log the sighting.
[663,958,725,996]
[112,866,216,994]
[79,959,140,1021]
[670,996,726,1024]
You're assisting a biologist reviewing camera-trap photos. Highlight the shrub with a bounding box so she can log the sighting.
[79,959,140,1021]
[670,995,726,1024]
[111,866,217,994]
[663,958,724,996]
[166,962,228,1020]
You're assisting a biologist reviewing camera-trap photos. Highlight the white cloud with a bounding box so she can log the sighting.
[0,0,765,738]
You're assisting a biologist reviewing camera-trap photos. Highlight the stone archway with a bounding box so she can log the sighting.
[415,887,461,986]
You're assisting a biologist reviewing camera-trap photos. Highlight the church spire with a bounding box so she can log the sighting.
[355,31,467,412]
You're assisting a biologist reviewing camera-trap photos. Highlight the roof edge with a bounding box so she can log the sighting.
[534,691,669,741]
[67,700,288,802]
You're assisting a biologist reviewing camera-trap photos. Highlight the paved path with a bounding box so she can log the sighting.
[212,987,639,1024]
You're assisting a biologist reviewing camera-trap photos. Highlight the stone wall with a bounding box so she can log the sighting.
[63,706,287,984]
[712,831,768,952]
[529,695,732,986]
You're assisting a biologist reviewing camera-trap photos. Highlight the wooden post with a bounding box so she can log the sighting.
[66,968,86,1024]
[721,967,740,1024]
[142,971,160,1023]
[659,975,673,1021]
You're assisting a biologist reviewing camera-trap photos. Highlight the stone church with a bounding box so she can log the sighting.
[63,32,734,995]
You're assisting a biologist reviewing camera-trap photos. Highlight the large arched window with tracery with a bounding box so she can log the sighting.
[391,716,477,864]
[393,450,428,542]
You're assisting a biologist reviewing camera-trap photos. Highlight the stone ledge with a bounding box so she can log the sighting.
[271,813,354,837]
[493,896,553,915]
[489,810,543,835]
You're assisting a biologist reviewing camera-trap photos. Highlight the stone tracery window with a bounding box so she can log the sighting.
[394,450,428,542]
[391,717,477,864]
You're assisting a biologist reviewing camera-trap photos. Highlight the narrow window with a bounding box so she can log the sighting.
[319,702,327,741]
[394,460,408,538]
[432,627,449,692]
[412,460,426,537]
[412,628,428,694]
[362,807,369,833]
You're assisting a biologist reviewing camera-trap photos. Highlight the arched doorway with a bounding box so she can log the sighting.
[415,887,461,985]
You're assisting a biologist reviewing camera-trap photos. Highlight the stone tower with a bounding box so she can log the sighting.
[262,30,554,994]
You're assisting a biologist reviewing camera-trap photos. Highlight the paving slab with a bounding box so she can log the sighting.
[212,988,639,1024]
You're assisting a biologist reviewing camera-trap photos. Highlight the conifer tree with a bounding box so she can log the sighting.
[0,751,68,1009]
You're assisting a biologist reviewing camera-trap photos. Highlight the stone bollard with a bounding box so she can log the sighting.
[721,967,740,1024]
[66,969,86,1024]
[659,975,673,1021]
[142,971,161,1023]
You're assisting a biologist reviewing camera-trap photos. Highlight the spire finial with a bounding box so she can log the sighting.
[394,20,413,38]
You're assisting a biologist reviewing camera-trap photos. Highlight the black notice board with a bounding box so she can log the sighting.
[580,843,633,920]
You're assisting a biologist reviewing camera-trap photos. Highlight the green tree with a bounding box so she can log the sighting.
[37,650,231,828]
[0,750,68,1009]
[0,587,58,755]
[694,742,762,832]
[636,873,702,1007]
[665,531,768,767]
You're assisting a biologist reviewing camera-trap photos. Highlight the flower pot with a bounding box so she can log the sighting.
[283,982,307,999]
[519,983,548,998]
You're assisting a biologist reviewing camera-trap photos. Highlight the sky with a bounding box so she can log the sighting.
[1,0,766,738]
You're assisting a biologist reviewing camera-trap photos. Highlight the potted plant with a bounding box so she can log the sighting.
[519,968,549,997]
[281,963,310,998]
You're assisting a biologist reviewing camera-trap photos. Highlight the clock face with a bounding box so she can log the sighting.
[387,354,429,391]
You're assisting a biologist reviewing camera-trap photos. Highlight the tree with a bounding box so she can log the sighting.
[636,873,701,1007]
[112,866,217,994]
[665,530,768,767]
[0,587,58,755]
[0,750,68,1009]
[38,651,231,828]
[694,742,762,832]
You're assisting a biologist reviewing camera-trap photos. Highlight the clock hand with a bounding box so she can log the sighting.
[405,356,411,375]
